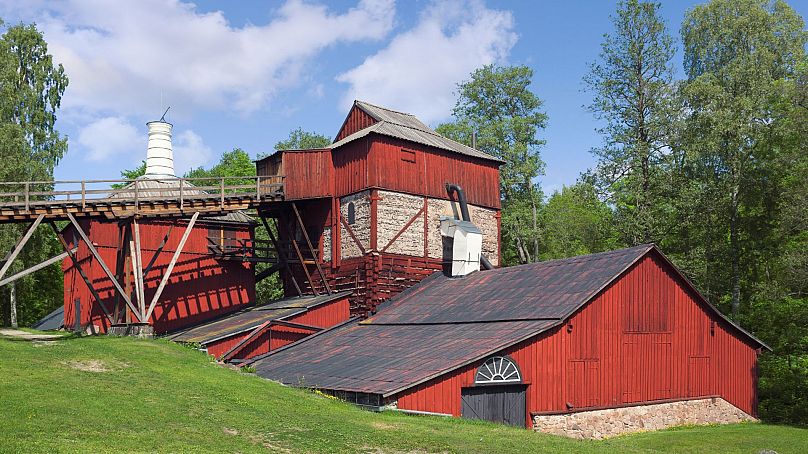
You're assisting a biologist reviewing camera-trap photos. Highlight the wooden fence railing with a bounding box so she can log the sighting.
[0,175,285,213]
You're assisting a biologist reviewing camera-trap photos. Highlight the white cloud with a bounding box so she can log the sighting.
[173,129,214,174]
[4,0,395,117]
[336,0,517,124]
[78,116,142,161]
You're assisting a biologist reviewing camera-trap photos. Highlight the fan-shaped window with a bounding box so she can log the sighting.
[475,356,522,384]
[347,202,356,225]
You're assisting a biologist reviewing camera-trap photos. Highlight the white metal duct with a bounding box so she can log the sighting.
[144,120,174,178]
[440,217,482,277]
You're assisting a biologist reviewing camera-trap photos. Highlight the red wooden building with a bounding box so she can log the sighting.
[250,245,768,429]
[256,100,503,316]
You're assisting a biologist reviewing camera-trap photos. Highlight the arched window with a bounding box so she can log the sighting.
[475,356,522,384]
[347,202,356,225]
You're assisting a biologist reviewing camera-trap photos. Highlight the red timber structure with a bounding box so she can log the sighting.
[251,245,769,428]
[0,100,501,338]
[256,100,503,316]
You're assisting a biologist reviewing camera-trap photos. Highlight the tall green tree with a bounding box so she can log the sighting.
[437,65,547,264]
[680,0,807,315]
[0,22,68,327]
[539,183,621,260]
[272,127,330,152]
[583,0,678,245]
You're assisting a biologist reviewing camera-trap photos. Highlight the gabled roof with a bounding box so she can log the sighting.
[252,245,769,398]
[330,100,503,164]
[33,306,64,331]
[168,292,351,345]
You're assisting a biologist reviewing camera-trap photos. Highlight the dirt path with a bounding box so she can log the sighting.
[0,328,64,340]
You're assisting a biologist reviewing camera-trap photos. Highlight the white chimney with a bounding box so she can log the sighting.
[440,217,482,277]
[144,120,174,178]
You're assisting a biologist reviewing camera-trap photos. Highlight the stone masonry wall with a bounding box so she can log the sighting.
[377,191,425,257]
[533,398,756,439]
[427,198,499,266]
[330,190,499,265]
[339,190,371,259]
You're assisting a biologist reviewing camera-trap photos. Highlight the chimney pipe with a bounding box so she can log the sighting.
[144,120,174,178]
[445,183,494,270]
[471,131,477,149]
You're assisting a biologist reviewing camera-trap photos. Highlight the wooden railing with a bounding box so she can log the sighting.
[0,175,285,213]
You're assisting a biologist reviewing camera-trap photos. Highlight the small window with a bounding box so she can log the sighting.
[401,149,416,163]
[475,356,522,384]
[347,202,356,225]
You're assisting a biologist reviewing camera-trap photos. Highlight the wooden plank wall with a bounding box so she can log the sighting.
[62,219,256,334]
[335,105,377,141]
[394,252,761,426]
[282,150,334,200]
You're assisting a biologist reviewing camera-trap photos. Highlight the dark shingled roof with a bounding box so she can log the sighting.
[330,101,504,164]
[253,320,554,397]
[252,245,768,397]
[168,291,350,345]
[366,245,653,325]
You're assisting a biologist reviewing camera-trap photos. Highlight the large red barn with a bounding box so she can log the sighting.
[250,245,768,433]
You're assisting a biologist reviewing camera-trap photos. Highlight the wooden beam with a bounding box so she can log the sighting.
[143,225,173,278]
[66,212,142,322]
[144,212,199,320]
[381,206,425,253]
[256,263,283,283]
[0,248,75,287]
[261,215,302,297]
[132,219,146,318]
[219,320,272,362]
[0,214,44,281]
[291,203,332,294]
[289,236,318,296]
[340,217,366,255]
[51,223,113,324]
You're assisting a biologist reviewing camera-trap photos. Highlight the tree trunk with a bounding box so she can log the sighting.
[729,186,741,316]
[531,197,539,262]
[10,280,17,329]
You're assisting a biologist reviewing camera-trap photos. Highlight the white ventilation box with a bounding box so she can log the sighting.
[440,217,482,277]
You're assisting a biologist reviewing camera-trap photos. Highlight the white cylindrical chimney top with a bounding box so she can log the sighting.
[145,120,174,178]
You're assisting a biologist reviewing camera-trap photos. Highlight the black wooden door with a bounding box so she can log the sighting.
[460,385,527,427]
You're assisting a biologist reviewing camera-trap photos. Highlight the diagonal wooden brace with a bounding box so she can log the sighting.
[144,212,199,320]
[66,212,142,322]
[0,247,75,287]
[0,214,44,281]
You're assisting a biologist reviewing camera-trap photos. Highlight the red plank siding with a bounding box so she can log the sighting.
[335,105,377,141]
[282,149,334,199]
[62,219,255,335]
[394,252,760,426]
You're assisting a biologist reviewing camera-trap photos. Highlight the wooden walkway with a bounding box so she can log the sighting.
[0,175,284,223]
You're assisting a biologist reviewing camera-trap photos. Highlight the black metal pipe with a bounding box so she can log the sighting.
[445,184,471,221]
[444,183,494,270]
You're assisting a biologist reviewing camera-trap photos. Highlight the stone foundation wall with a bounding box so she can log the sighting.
[378,191,425,257]
[426,198,499,266]
[532,398,755,439]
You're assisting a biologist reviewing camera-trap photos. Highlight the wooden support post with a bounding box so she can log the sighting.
[51,222,114,324]
[74,298,81,333]
[0,214,44,282]
[66,212,142,322]
[0,248,75,287]
[144,212,199,320]
[291,203,332,294]
[369,189,379,251]
[132,219,146,319]
[289,236,318,296]
[256,263,283,283]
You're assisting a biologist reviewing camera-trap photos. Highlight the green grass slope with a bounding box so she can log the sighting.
[0,334,804,453]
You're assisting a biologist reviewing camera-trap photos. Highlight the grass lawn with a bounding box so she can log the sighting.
[0,333,805,453]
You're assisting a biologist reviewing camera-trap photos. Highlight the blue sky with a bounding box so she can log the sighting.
[2,0,807,195]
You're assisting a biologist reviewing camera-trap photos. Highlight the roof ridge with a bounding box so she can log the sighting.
[375,120,500,160]
[355,100,417,117]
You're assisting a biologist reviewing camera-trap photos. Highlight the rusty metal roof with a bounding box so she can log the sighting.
[252,319,554,397]
[367,245,654,325]
[252,245,768,397]
[330,101,503,164]
[168,291,351,344]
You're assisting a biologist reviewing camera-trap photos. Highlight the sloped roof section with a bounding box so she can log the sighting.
[367,245,653,324]
[33,306,64,331]
[169,292,351,345]
[331,100,503,164]
[252,319,554,397]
